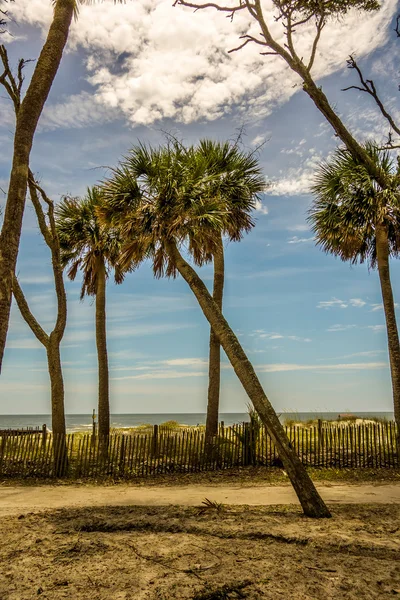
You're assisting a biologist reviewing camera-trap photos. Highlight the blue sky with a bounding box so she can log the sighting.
[1,0,399,416]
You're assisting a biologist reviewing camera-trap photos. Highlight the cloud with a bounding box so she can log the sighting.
[6,338,43,349]
[367,325,386,333]
[287,236,314,244]
[349,298,367,308]
[161,358,208,367]
[319,350,386,360]
[250,331,311,343]
[267,149,325,196]
[18,275,54,285]
[40,92,119,131]
[370,303,399,312]
[327,324,357,332]
[112,370,206,381]
[8,0,397,129]
[286,224,309,232]
[257,362,387,373]
[254,198,269,215]
[318,298,349,309]
[318,297,367,310]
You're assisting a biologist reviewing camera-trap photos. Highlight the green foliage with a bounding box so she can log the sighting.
[100,139,266,277]
[308,142,400,268]
[195,497,224,515]
[160,420,181,430]
[275,0,380,19]
[56,186,125,298]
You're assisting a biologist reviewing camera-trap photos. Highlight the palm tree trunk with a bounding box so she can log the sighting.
[96,258,110,439]
[206,234,224,443]
[376,224,400,461]
[166,241,331,518]
[46,333,67,476]
[0,0,75,372]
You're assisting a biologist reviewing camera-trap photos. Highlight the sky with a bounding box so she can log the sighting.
[0,0,400,416]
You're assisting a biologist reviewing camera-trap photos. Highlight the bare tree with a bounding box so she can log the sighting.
[173,0,400,453]
[0,44,68,473]
[173,0,390,185]
[0,0,127,372]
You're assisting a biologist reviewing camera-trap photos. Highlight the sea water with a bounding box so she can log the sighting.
[0,412,395,433]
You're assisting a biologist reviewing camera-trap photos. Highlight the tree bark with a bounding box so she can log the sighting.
[166,241,331,518]
[96,257,110,439]
[46,333,66,438]
[375,224,400,461]
[205,234,224,443]
[0,0,75,371]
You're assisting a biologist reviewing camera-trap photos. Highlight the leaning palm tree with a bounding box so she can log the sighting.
[0,0,127,371]
[191,140,265,444]
[308,143,400,457]
[100,141,331,518]
[56,186,124,439]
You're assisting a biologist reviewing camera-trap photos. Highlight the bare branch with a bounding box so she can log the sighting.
[228,34,265,53]
[342,55,400,138]
[173,0,247,16]
[395,14,400,37]
[307,15,325,71]
[12,274,49,347]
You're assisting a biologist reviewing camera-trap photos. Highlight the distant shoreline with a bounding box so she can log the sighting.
[0,412,395,433]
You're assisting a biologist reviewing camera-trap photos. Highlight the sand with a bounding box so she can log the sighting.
[0,481,399,599]
[1,482,400,516]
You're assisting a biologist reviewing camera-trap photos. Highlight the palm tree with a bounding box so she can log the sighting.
[56,186,124,439]
[308,143,400,457]
[192,140,265,444]
[0,0,127,371]
[100,141,331,518]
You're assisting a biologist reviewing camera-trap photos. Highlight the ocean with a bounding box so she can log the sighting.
[0,412,395,433]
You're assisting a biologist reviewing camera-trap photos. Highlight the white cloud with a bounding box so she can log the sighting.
[287,236,314,244]
[349,298,367,308]
[268,150,325,196]
[286,224,309,232]
[161,358,208,367]
[251,331,311,343]
[257,362,387,373]
[318,298,348,309]
[327,324,357,332]
[370,303,398,312]
[7,337,43,349]
[368,325,386,333]
[8,0,397,129]
[112,369,206,381]
[318,297,367,310]
[254,198,269,215]
[320,350,386,360]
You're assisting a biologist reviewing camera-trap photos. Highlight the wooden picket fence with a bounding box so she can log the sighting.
[0,421,398,479]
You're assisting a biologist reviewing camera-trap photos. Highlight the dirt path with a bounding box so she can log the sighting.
[1,482,400,516]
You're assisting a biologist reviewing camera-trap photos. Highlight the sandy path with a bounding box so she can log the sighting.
[0,482,399,516]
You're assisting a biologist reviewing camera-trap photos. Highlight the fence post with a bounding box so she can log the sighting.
[42,424,47,450]
[92,409,97,446]
[152,424,159,456]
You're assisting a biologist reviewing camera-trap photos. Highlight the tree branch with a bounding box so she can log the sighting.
[12,274,49,347]
[2,46,67,347]
[342,55,400,137]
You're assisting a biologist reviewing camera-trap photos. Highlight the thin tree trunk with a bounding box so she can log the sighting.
[47,337,67,477]
[46,335,66,437]
[206,235,224,443]
[96,258,110,439]
[0,0,75,371]
[166,241,331,518]
[376,224,400,461]
[13,275,67,476]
